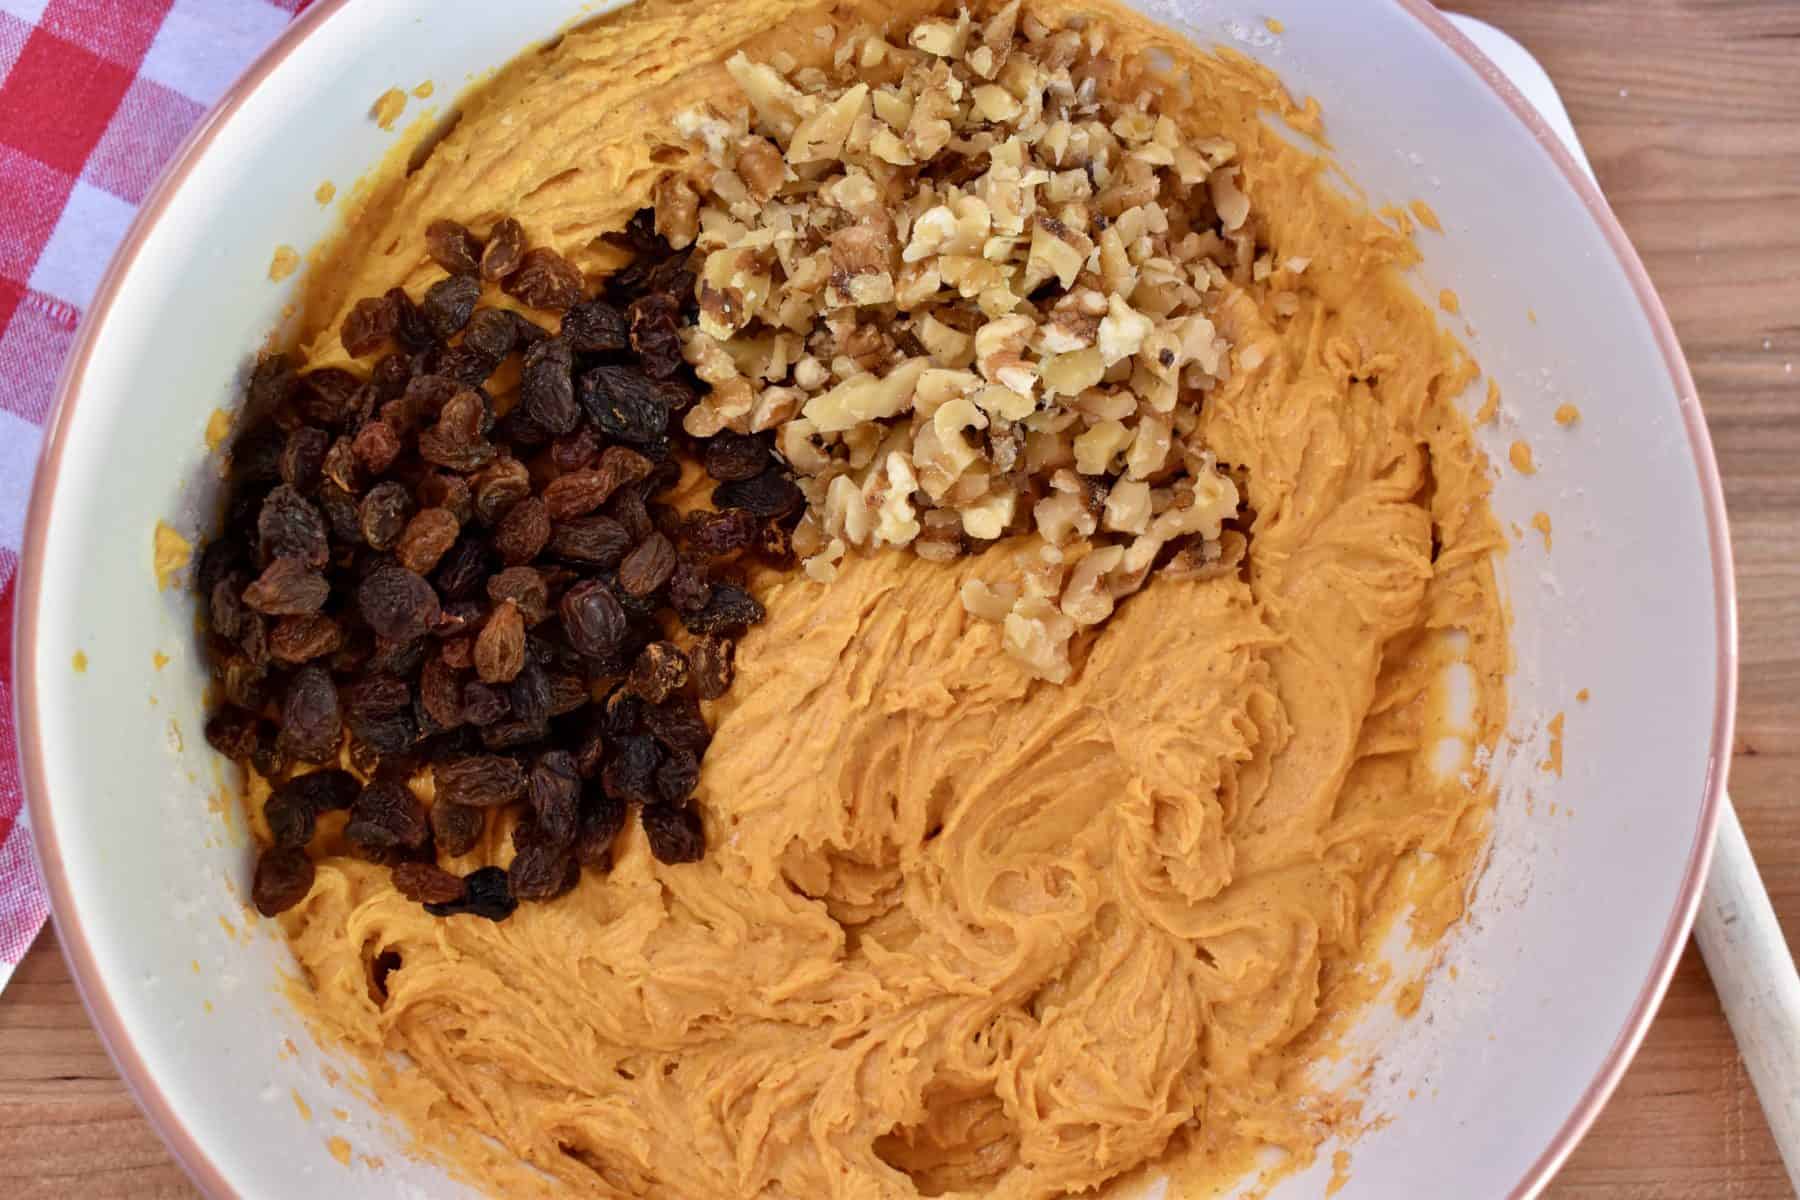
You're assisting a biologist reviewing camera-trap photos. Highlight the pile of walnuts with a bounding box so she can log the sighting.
[658,1,1253,680]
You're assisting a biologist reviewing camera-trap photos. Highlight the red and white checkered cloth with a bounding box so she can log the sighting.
[0,0,312,993]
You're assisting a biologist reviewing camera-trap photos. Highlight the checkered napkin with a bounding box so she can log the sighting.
[0,0,311,994]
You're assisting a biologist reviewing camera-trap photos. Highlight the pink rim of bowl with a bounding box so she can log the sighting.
[11,2,1738,1198]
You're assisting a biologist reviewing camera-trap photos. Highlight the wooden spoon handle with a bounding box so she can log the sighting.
[1694,794,1800,1193]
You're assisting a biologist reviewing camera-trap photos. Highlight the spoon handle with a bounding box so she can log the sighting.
[1694,794,1800,1193]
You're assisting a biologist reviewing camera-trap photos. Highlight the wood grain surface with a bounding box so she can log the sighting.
[1,2,1796,1196]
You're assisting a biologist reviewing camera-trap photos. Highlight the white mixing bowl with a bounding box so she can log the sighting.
[14,1,1735,1196]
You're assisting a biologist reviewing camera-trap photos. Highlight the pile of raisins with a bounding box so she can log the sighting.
[202,210,796,921]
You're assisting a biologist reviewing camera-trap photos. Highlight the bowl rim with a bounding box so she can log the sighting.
[11,2,1737,1197]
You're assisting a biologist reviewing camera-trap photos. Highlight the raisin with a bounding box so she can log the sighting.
[395,507,460,574]
[426,219,482,275]
[438,635,474,670]
[341,673,412,719]
[618,533,676,598]
[480,716,547,750]
[519,336,579,436]
[278,665,341,764]
[210,574,250,639]
[579,366,669,447]
[258,484,329,567]
[462,681,510,726]
[395,373,460,431]
[393,861,466,905]
[431,800,485,857]
[713,469,803,520]
[608,208,668,256]
[351,420,402,476]
[547,514,631,567]
[269,614,344,664]
[263,785,317,849]
[295,368,363,428]
[196,536,248,604]
[473,458,533,524]
[418,473,474,523]
[547,672,589,715]
[601,689,643,738]
[702,431,772,481]
[462,307,518,361]
[423,273,481,341]
[434,535,493,601]
[627,641,689,704]
[668,555,713,614]
[626,292,684,378]
[493,495,551,565]
[280,426,331,491]
[680,582,764,637]
[528,750,581,848]
[560,579,627,659]
[652,377,698,421]
[370,352,412,400]
[550,426,601,474]
[602,734,661,806]
[479,218,525,282]
[655,747,701,805]
[643,694,712,757]
[249,720,287,778]
[681,508,758,556]
[247,353,299,419]
[560,297,629,353]
[504,247,584,310]
[357,565,441,642]
[485,565,549,625]
[418,389,495,471]
[576,791,628,867]
[606,487,655,544]
[641,802,705,864]
[345,705,418,755]
[252,847,315,916]
[509,841,578,901]
[366,635,428,678]
[645,257,696,300]
[603,445,662,496]
[359,480,414,551]
[237,613,270,666]
[690,635,735,700]
[428,613,477,655]
[435,755,527,807]
[283,768,360,813]
[204,707,259,760]
[419,654,465,729]
[341,294,398,357]
[425,865,517,921]
[475,601,527,684]
[243,556,329,615]
[542,449,650,519]
[221,654,269,711]
[309,488,356,552]
[321,439,364,496]
[230,424,285,485]
[508,659,553,727]
[388,287,437,352]
[346,779,430,854]
[433,600,483,643]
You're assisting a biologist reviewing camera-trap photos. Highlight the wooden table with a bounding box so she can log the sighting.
[1,2,1796,1196]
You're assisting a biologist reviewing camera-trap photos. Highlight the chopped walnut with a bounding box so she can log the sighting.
[665,4,1252,681]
